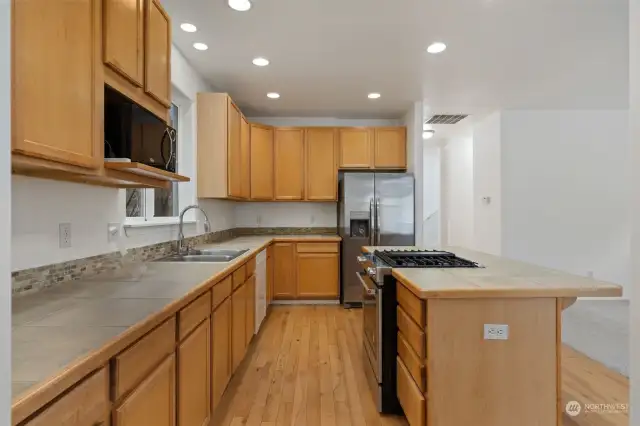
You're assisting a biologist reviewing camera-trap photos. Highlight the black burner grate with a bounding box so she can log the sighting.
[374,250,481,268]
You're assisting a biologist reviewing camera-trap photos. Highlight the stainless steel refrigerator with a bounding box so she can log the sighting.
[338,172,415,307]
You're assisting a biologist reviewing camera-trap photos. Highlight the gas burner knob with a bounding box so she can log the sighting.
[367,267,376,277]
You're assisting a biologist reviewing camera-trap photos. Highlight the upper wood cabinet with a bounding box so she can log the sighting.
[338,128,373,169]
[144,0,171,107]
[227,102,242,197]
[103,0,144,87]
[274,129,305,200]
[306,128,337,201]
[240,115,251,199]
[178,320,211,426]
[250,124,275,200]
[374,127,407,169]
[273,243,297,299]
[12,0,102,169]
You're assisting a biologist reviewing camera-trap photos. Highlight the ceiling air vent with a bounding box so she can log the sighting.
[425,114,468,125]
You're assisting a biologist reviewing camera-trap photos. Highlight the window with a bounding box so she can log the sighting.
[126,103,180,221]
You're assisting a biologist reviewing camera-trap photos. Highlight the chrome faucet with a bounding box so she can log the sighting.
[178,205,212,254]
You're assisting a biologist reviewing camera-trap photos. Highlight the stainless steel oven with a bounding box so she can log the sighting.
[358,271,381,400]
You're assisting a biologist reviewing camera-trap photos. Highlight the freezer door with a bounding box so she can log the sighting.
[374,173,415,246]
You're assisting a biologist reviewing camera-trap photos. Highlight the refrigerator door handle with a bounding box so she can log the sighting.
[375,197,381,245]
[369,198,375,246]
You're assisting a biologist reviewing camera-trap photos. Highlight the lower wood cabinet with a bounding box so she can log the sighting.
[396,357,425,426]
[245,274,256,345]
[178,320,211,426]
[115,354,176,426]
[231,283,247,371]
[273,242,297,299]
[296,252,339,299]
[211,296,231,410]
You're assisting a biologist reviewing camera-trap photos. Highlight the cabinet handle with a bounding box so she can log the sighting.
[93,422,104,426]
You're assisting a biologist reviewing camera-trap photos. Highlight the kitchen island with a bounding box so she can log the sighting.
[362,246,622,426]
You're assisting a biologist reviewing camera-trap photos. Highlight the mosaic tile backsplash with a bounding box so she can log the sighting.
[11,227,336,294]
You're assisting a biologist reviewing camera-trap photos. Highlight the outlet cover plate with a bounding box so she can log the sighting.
[59,223,72,249]
[484,324,509,340]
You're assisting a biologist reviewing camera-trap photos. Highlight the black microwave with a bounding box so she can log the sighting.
[104,85,177,172]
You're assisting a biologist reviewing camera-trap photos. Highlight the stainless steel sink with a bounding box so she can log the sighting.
[154,249,249,263]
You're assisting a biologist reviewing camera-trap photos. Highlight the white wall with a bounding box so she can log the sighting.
[1,0,11,422]
[403,102,423,245]
[235,202,336,228]
[422,144,441,247]
[501,110,630,294]
[441,137,474,248]
[473,112,502,255]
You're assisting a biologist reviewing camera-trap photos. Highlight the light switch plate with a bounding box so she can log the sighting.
[484,324,509,340]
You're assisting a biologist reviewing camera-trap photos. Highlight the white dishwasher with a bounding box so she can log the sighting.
[255,249,267,331]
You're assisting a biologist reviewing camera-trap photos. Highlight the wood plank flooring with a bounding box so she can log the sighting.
[211,305,629,426]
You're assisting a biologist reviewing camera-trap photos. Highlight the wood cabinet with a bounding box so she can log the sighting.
[227,100,243,198]
[103,0,144,87]
[211,296,231,410]
[178,320,211,426]
[250,124,275,200]
[296,252,340,299]
[144,0,171,107]
[273,243,297,299]
[338,128,373,169]
[115,354,176,426]
[231,283,247,371]
[240,115,251,199]
[12,0,102,169]
[306,128,337,201]
[374,127,406,169]
[266,246,273,305]
[274,129,305,200]
[246,274,256,345]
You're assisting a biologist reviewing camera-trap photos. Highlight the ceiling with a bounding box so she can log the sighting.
[162,0,628,119]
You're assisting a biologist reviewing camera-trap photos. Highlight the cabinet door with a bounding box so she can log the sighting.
[211,297,231,411]
[338,128,372,168]
[274,129,305,200]
[374,127,406,169]
[144,0,171,107]
[115,354,176,426]
[231,284,246,372]
[13,0,101,169]
[273,243,296,299]
[250,124,274,200]
[306,128,337,200]
[104,0,144,86]
[178,320,211,426]
[246,275,256,345]
[227,102,242,198]
[296,253,340,299]
[240,115,251,199]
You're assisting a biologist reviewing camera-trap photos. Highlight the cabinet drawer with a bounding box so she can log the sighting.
[398,331,426,393]
[397,306,426,359]
[25,367,109,426]
[114,317,176,399]
[179,291,212,340]
[246,257,256,277]
[212,275,232,310]
[397,357,426,426]
[296,242,339,253]
[397,283,425,327]
[232,265,246,289]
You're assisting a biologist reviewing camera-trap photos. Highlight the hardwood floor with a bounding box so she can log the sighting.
[211,305,629,426]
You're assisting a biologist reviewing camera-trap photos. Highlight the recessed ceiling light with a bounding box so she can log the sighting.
[267,92,280,99]
[423,130,436,139]
[368,93,381,99]
[228,0,251,11]
[193,42,208,51]
[180,23,197,33]
[427,42,447,54]
[252,57,270,67]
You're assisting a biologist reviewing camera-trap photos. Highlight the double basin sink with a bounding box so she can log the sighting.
[155,248,249,263]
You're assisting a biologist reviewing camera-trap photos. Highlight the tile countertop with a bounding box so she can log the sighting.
[12,235,340,403]
[362,246,623,299]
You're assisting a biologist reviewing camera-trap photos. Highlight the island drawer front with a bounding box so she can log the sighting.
[179,290,212,340]
[296,242,339,253]
[397,357,426,426]
[233,265,246,289]
[114,317,176,400]
[25,367,109,426]
[212,275,232,310]
[398,331,426,393]
[246,257,256,277]
[397,306,426,359]
[397,283,425,327]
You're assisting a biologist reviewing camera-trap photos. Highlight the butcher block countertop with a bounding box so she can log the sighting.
[12,234,340,419]
[362,246,622,299]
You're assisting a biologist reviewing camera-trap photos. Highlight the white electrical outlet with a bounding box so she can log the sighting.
[484,324,509,340]
[59,223,72,248]
[310,215,316,225]
[256,215,262,225]
[587,271,594,279]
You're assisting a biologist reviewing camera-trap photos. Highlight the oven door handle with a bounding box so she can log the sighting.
[356,272,376,295]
